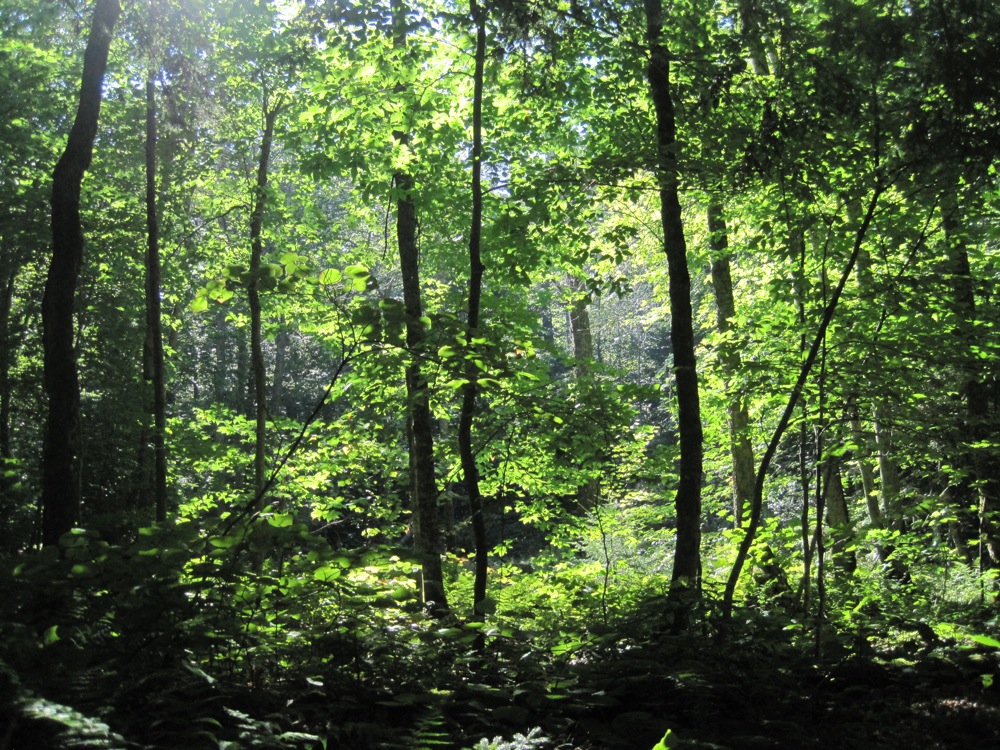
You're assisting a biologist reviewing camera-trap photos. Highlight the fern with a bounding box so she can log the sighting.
[20,696,129,750]
[468,726,549,750]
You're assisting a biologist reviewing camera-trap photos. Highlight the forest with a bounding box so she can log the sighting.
[1,0,999,747]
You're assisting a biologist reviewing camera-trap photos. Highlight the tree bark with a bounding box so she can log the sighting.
[644,0,703,628]
[822,456,857,575]
[0,262,15,463]
[392,0,447,611]
[567,276,600,511]
[458,0,488,619]
[848,210,908,576]
[42,0,121,546]
[707,201,754,527]
[847,397,881,526]
[248,103,279,502]
[144,74,168,522]
[270,318,289,417]
[940,189,1000,568]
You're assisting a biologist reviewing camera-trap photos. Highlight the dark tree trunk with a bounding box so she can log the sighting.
[458,0,488,619]
[644,0,703,628]
[392,0,447,611]
[248,104,279,501]
[144,75,168,522]
[0,262,15,462]
[42,0,121,546]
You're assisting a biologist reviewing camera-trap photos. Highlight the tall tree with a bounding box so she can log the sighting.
[391,0,447,611]
[248,100,281,502]
[707,203,753,527]
[457,0,489,619]
[643,0,703,627]
[144,59,168,521]
[41,0,121,545]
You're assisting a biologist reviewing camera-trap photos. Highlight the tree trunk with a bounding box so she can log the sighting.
[723,187,882,620]
[270,318,289,417]
[707,201,754,527]
[144,74,168,522]
[847,398,880,526]
[458,0,488,619]
[0,262,15,462]
[822,456,857,575]
[848,207,908,576]
[567,276,600,511]
[644,0,703,628]
[392,0,447,611]
[737,0,774,76]
[0,260,16,552]
[940,189,1000,567]
[42,0,121,546]
[248,103,279,501]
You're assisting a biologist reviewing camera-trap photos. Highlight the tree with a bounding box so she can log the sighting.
[41,0,121,546]
[457,0,489,619]
[143,23,168,521]
[643,0,703,626]
[390,0,447,611]
[248,100,281,502]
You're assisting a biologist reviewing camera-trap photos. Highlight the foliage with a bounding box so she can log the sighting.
[2,0,1000,746]
[468,726,548,750]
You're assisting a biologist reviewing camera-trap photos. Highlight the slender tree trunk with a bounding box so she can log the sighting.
[236,329,251,415]
[709,201,792,601]
[644,0,703,628]
[392,0,447,610]
[737,0,773,76]
[724,187,882,619]
[0,261,14,551]
[850,217,908,576]
[848,399,880,525]
[707,201,754,526]
[248,104,279,501]
[42,0,121,546]
[568,281,595,369]
[940,190,1000,568]
[0,262,15,462]
[144,74,168,522]
[822,456,856,575]
[270,318,288,417]
[873,407,901,523]
[567,276,600,511]
[458,0,488,618]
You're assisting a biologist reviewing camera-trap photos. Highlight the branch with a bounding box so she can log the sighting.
[722,180,884,621]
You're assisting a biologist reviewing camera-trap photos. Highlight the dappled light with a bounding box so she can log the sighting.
[1,0,1000,748]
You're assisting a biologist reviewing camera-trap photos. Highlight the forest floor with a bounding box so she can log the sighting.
[486,637,1000,750]
[530,628,1000,749]
[6,609,1000,749]
[311,620,996,750]
[282,617,1000,749]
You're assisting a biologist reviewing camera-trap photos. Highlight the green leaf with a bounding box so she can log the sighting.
[318,268,342,285]
[268,513,294,528]
[971,634,1000,649]
[314,565,341,581]
[43,625,59,646]
[652,729,675,750]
